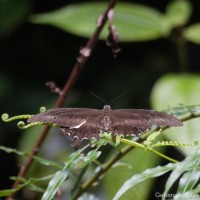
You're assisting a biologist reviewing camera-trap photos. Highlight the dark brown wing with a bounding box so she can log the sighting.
[111,109,183,130]
[60,114,104,147]
[27,107,183,147]
[110,115,148,137]
[28,108,104,147]
[27,108,100,127]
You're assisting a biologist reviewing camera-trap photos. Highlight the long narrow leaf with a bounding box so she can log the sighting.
[0,145,63,169]
[0,145,25,155]
[163,150,200,199]
[182,184,200,197]
[177,170,200,193]
[41,169,69,200]
[0,180,31,197]
[10,174,54,183]
[71,150,101,197]
[113,162,177,200]
[33,155,63,169]
[41,145,89,200]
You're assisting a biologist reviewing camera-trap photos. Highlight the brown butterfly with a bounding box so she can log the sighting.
[27,105,183,147]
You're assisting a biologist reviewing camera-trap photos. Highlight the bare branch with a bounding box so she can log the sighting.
[7,0,118,199]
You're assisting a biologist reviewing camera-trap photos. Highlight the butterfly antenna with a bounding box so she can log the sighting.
[108,92,128,104]
[89,90,106,104]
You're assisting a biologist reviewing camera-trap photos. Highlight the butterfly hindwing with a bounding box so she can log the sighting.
[60,115,104,147]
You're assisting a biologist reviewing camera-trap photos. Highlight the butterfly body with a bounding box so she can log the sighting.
[101,105,112,131]
[27,105,183,147]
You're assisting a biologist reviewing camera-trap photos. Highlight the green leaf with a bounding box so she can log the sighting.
[41,145,89,200]
[113,162,177,200]
[71,149,101,197]
[0,145,63,169]
[177,170,200,193]
[163,150,200,199]
[104,147,164,200]
[66,146,89,169]
[41,169,69,200]
[0,145,25,155]
[113,150,200,200]
[24,174,55,182]
[151,74,200,109]
[28,183,44,193]
[83,150,101,165]
[166,0,192,27]
[32,155,63,169]
[0,179,32,197]
[31,2,170,42]
[164,105,200,120]
[150,73,200,156]
[9,174,55,193]
[183,24,200,44]
[182,185,200,198]
[0,187,23,197]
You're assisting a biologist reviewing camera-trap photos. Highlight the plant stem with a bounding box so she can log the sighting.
[119,138,178,163]
[7,0,118,199]
[148,148,178,163]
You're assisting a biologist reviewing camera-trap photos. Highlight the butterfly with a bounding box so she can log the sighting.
[27,105,183,147]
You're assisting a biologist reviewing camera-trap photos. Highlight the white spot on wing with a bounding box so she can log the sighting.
[70,120,86,129]
[66,132,71,136]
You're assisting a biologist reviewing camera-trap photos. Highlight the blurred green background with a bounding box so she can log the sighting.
[1,0,200,199]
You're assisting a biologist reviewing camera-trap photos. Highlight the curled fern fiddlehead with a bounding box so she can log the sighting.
[17,121,45,129]
[1,113,33,122]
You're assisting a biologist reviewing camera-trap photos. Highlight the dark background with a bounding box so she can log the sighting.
[1,0,200,197]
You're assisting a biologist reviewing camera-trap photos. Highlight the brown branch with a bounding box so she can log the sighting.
[7,0,118,199]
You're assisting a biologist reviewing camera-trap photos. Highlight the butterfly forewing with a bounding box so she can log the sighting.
[112,109,183,127]
[27,108,100,127]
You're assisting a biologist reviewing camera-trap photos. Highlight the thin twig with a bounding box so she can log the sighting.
[7,0,118,199]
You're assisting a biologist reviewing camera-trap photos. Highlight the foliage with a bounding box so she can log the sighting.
[113,149,200,200]
[30,0,198,43]
[31,2,170,42]
[1,105,200,199]
[1,0,200,200]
